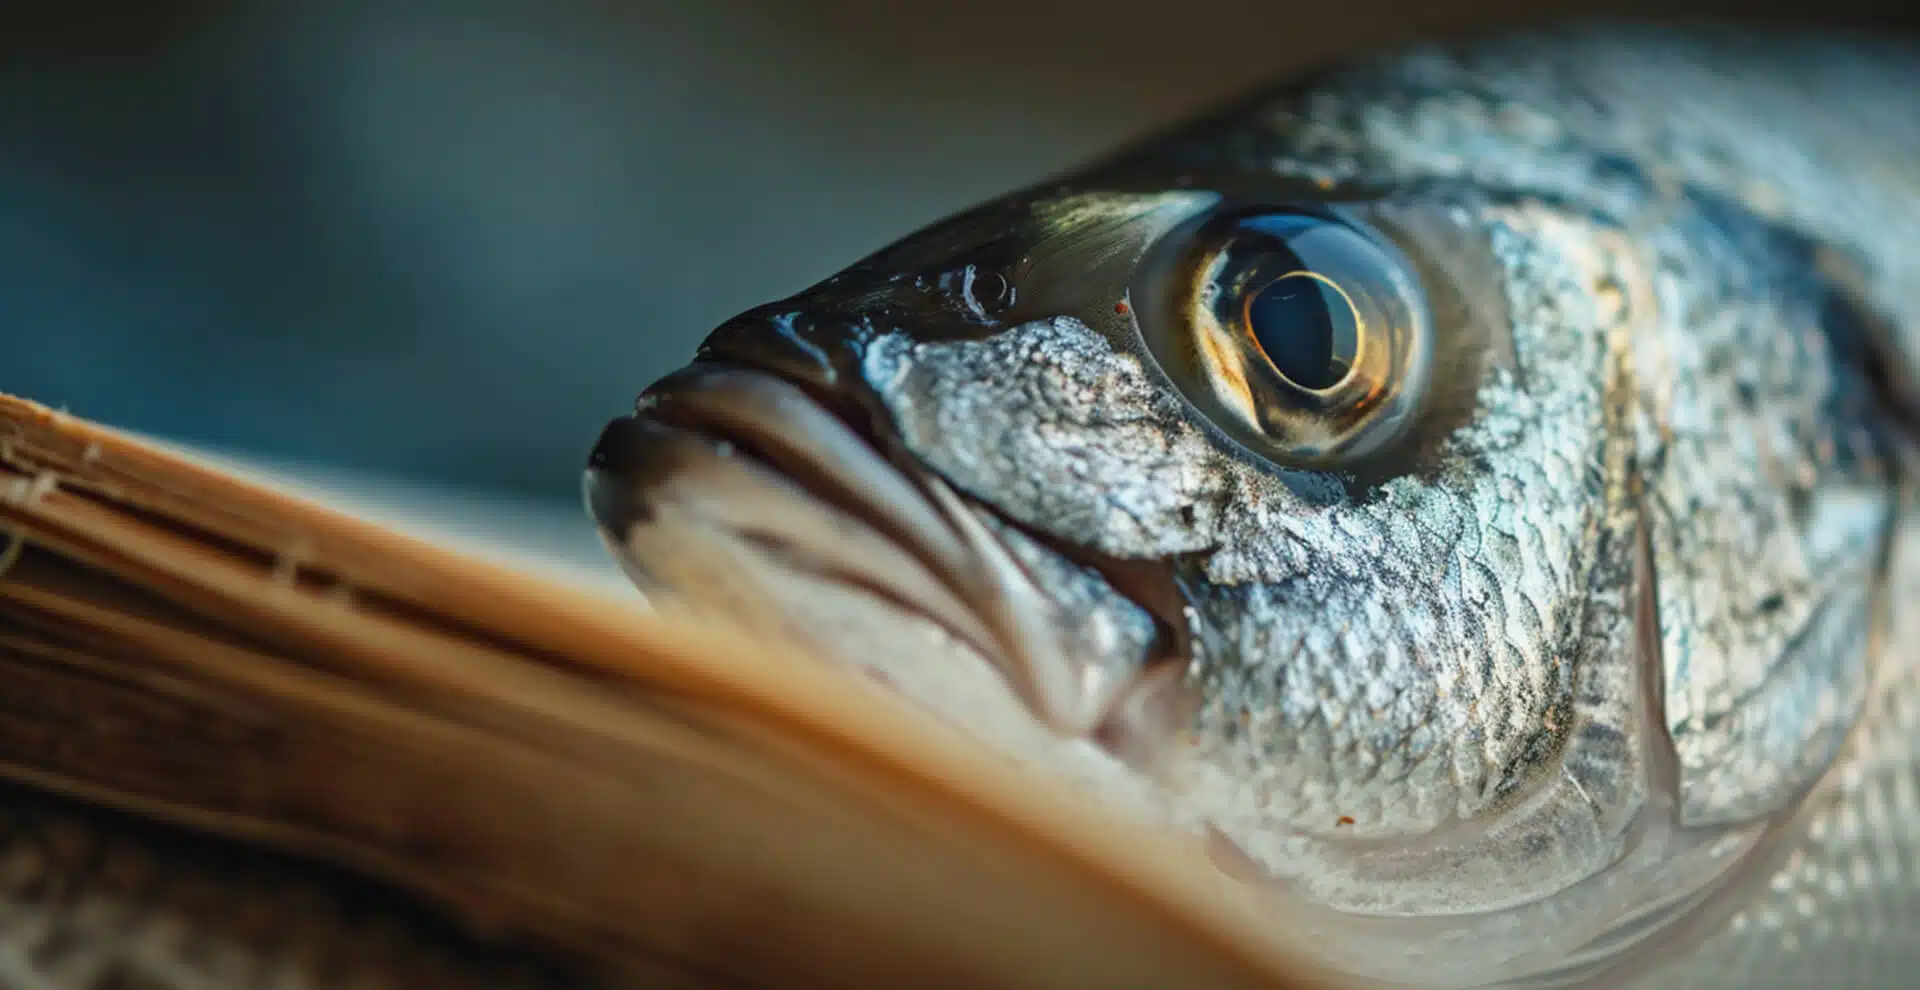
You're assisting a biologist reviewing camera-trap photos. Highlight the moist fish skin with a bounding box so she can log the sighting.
[595,24,1920,990]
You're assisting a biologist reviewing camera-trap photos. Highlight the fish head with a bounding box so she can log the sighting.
[585,38,1909,987]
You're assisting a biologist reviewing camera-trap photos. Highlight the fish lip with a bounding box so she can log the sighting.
[584,363,1195,749]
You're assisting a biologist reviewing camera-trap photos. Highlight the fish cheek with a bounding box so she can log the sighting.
[861,315,1231,563]
[1165,209,1651,916]
[1631,196,1897,829]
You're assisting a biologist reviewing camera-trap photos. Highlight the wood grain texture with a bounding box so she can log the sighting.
[0,395,1330,988]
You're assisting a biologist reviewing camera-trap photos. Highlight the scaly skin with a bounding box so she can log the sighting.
[599,24,1920,990]
[0,785,579,990]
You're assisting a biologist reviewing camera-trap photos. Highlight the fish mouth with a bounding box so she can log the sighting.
[583,364,1196,766]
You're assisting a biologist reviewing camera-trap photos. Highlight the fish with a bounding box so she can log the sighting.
[0,20,1916,990]
[583,23,1920,990]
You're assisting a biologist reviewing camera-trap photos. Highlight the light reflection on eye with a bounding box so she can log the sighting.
[1139,208,1435,469]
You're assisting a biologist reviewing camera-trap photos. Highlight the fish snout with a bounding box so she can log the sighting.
[583,365,1196,771]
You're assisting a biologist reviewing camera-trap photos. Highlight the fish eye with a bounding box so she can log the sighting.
[1138,208,1435,468]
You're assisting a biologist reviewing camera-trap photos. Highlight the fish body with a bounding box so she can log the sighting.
[0,21,1914,990]
[589,25,1920,990]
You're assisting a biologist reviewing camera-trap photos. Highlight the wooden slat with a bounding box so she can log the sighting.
[0,395,1336,989]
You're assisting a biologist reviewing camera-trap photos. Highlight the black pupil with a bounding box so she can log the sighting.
[1247,273,1357,390]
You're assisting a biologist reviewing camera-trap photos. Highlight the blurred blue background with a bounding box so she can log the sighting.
[4,0,1912,513]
